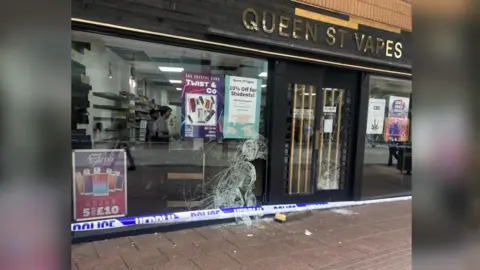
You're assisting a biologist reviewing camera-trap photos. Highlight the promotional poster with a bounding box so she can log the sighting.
[388,96,410,119]
[223,75,262,138]
[366,98,386,135]
[384,117,409,142]
[181,73,224,138]
[72,149,127,221]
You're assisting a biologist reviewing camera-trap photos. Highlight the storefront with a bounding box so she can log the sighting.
[71,0,412,238]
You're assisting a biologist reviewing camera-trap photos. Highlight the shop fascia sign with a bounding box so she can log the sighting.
[242,8,403,60]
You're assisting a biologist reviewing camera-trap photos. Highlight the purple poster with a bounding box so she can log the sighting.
[181,73,224,138]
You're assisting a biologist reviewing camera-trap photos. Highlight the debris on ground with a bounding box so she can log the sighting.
[331,208,357,216]
[274,213,286,222]
[304,230,312,236]
[285,211,313,221]
[256,225,265,230]
[246,234,254,237]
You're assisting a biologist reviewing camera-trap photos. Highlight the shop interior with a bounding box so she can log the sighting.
[71,31,268,216]
[361,76,412,198]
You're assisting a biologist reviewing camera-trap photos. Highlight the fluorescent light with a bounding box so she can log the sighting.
[303,93,316,96]
[262,85,266,88]
[159,67,184,72]
[259,72,267,77]
[176,87,182,91]
[169,80,182,84]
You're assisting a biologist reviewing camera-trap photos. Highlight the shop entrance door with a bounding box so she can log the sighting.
[267,61,356,204]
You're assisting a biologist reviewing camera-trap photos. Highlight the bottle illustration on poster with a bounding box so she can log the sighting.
[72,149,127,222]
[181,73,224,139]
[186,94,217,126]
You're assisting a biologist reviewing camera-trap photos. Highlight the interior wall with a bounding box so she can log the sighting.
[73,41,130,138]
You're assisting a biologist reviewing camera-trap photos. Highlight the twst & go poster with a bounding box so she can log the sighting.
[181,73,224,138]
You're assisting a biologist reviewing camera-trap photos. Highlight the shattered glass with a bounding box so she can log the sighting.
[196,135,268,226]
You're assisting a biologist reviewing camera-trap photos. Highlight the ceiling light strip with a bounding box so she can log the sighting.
[71,18,412,77]
[159,67,184,72]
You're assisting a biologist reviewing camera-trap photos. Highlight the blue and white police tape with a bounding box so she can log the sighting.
[71,196,411,232]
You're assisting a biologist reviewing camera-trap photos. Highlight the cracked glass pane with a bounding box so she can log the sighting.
[71,31,268,222]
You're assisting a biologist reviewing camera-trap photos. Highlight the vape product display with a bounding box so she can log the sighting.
[93,167,109,196]
[114,171,124,191]
[197,108,205,123]
[83,169,94,195]
[75,172,85,195]
[189,98,196,113]
[75,167,125,196]
[204,99,211,111]
[107,168,116,192]
[205,110,216,122]
[185,94,217,125]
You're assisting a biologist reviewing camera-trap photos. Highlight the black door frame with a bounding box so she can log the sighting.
[266,60,361,204]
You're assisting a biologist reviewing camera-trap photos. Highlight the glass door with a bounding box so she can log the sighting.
[287,84,318,194]
[268,62,357,204]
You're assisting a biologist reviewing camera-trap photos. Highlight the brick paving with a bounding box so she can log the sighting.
[72,200,411,270]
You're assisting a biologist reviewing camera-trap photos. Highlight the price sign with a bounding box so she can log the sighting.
[73,149,128,221]
[82,205,121,218]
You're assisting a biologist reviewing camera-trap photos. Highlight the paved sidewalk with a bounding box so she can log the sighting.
[72,200,411,270]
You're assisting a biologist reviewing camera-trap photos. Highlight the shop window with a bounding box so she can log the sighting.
[361,76,412,198]
[71,31,268,222]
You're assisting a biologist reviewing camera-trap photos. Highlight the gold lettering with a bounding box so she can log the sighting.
[293,19,303,39]
[376,38,385,54]
[279,16,291,37]
[262,12,276,33]
[394,42,403,59]
[364,36,374,53]
[354,33,365,51]
[305,22,318,42]
[338,29,347,48]
[242,8,259,31]
[326,27,336,46]
[385,40,394,57]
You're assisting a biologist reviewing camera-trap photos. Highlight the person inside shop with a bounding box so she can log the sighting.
[114,119,136,171]
[146,106,172,148]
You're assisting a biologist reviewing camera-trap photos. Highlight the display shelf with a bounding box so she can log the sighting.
[135,101,149,106]
[72,41,91,54]
[93,116,126,121]
[135,109,149,114]
[71,59,85,70]
[93,92,130,101]
[95,138,118,143]
[119,91,136,99]
[93,104,130,111]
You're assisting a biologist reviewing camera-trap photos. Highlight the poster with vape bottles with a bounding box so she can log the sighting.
[388,96,410,119]
[384,117,409,142]
[181,72,224,138]
[72,149,127,221]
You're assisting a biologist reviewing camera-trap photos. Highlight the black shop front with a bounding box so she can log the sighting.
[71,0,412,238]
